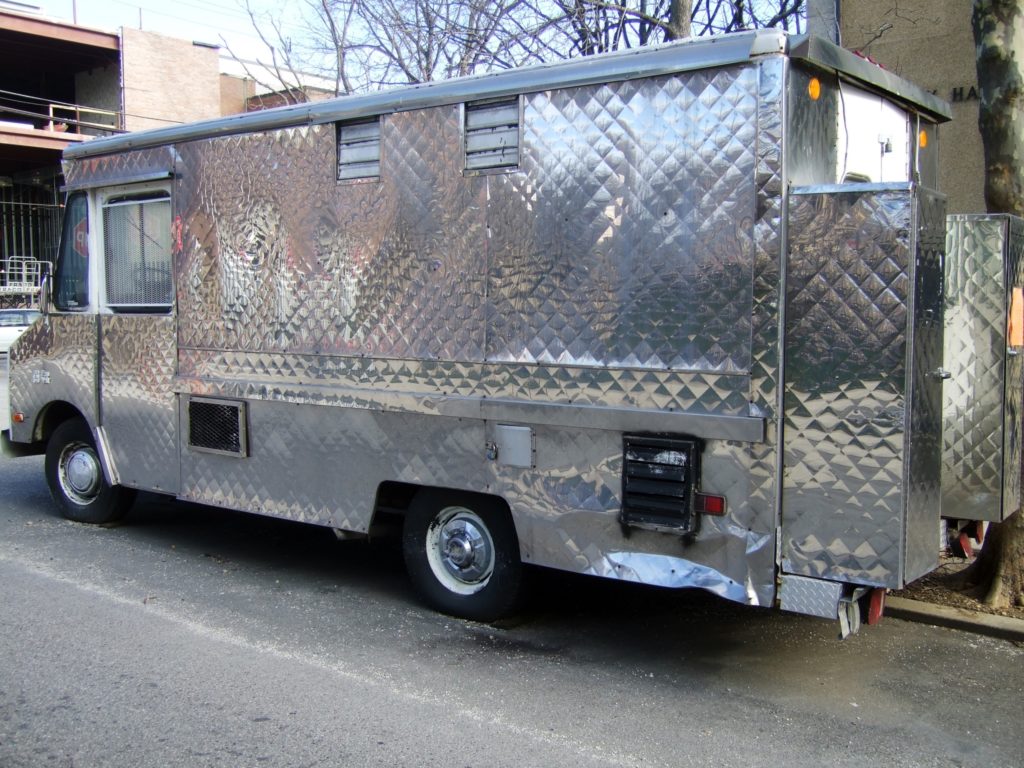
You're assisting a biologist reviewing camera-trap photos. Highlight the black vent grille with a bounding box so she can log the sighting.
[465,99,519,170]
[621,435,700,535]
[337,118,381,181]
[188,398,247,457]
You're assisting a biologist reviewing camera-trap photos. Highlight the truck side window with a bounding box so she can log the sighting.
[103,193,173,312]
[53,192,91,311]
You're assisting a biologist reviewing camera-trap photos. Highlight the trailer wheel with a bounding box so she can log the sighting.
[403,492,522,621]
[45,419,135,524]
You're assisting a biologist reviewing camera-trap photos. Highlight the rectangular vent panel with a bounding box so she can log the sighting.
[188,397,247,457]
[337,118,381,180]
[621,435,701,535]
[465,99,519,170]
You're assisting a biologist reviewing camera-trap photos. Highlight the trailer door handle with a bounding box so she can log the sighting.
[929,368,952,380]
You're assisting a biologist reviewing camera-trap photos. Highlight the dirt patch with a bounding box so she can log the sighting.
[893,554,1024,622]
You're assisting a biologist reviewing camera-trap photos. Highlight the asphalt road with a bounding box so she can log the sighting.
[1,454,1022,768]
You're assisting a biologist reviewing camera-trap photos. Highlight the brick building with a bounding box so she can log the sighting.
[0,5,318,307]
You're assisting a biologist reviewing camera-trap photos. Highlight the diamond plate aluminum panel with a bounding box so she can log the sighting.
[176,349,751,416]
[175,117,487,361]
[8,315,98,442]
[778,573,843,619]
[1004,216,1024,520]
[180,401,487,531]
[943,215,1023,523]
[904,188,945,583]
[100,315,179,493]
[63,146,176,190]
[786,66,840,186]
[486,69,758,374]
[741,56,788,606]
[165,64,785,607]
[783,188,918,588]
[489,424,773,603]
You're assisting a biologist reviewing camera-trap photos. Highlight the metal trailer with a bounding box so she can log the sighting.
[942,214,1024,552]
[2,31,951,633]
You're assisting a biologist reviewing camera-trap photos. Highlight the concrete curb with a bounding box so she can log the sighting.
[886,596,1024,642]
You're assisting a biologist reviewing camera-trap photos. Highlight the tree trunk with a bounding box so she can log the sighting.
[974,0,1024,216]
[964,0,1024,608]
[962,512,1024,608]
[663,0,693,40]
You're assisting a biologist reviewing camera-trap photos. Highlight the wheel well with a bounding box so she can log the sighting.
[33,401,86,445]
[369,482,515,538]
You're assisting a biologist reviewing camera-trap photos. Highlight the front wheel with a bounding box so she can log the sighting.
[402,492,522,622]
[45,418,135,524]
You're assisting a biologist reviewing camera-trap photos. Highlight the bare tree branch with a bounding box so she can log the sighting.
[237,1,806,93]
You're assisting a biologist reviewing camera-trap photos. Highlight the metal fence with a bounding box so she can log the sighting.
[0,183,62,270]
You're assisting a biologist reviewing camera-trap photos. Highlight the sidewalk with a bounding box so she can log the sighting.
[886,596,1024,642]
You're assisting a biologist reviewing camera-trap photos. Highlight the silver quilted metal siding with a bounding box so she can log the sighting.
[166,64,777,602]
[8,315,99,442]
[1004,217,1024,522]
[782,184,943,588]
[99,315,179,494]
[904,187,945,583]
[943,214,1024,523]
[62,146,176,191]
[487,68,757,375]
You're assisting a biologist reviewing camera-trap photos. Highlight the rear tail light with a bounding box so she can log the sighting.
[694,492,726,516]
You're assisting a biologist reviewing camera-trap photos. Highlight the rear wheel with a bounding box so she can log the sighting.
[402,491,522,621]
[45,418,135,524]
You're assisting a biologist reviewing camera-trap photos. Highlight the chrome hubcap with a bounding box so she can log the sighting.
[426,507,495,595]
[59,442,102,505]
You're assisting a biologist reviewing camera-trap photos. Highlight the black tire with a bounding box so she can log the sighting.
[45,418,136,524]
[402,491,522,622]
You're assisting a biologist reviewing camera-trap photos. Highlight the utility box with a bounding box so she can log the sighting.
[943,214,1024,523]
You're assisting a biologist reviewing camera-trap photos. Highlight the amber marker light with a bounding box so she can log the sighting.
[12,412,25,424]
[919,129,929,149]
[808,77,821,101]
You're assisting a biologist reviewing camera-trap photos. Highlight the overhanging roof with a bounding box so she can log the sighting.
[0,9,119,72]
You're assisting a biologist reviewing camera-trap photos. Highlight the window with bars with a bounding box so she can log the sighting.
[102,194,172,311]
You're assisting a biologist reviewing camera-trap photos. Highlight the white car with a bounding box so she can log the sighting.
[0,308,40,359]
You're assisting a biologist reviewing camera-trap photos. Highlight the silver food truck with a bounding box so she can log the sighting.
[2,31,955,636]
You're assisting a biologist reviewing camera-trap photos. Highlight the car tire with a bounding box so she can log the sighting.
[45,418,135,524]
[402,491,522,622]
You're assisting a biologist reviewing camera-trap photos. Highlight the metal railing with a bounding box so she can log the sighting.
[0,88,122,135]
[45,102,121,133]
[0,257,44,295]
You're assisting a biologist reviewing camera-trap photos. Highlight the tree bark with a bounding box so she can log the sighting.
[962,512,1024,608]
[966,0,1024,608]
[663,0,693,40]
[974,0,1024,216]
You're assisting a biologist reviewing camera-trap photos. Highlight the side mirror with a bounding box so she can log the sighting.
[39,272,52,315]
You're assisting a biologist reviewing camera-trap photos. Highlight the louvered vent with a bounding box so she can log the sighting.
[465,99,519,170]
[337,118,381,180]
[188,397,247,457]
[620,436,701,535]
